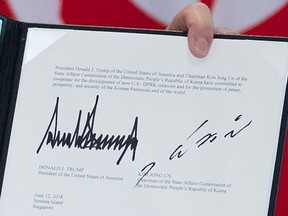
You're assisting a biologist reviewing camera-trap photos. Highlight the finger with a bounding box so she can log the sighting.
[215,27,240,35]
[167,3,214,58]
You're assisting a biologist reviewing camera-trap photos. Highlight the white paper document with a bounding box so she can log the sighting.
[0,27,288,216]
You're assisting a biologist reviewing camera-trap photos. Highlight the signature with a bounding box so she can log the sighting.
[170,115,253,159]
[136,115,252,185]
[37,96,138,165]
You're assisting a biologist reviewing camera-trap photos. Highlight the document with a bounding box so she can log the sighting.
[0,27,288,216]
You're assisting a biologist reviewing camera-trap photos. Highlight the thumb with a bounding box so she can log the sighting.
[167,3,214,58]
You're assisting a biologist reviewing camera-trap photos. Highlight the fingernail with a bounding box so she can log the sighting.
[194,38,209,57]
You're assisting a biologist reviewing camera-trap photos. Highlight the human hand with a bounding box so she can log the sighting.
[167,3,238,58]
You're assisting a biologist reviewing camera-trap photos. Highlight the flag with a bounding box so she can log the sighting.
[1,0,288,36]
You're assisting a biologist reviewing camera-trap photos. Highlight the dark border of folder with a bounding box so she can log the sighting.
[0,15,288,216]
